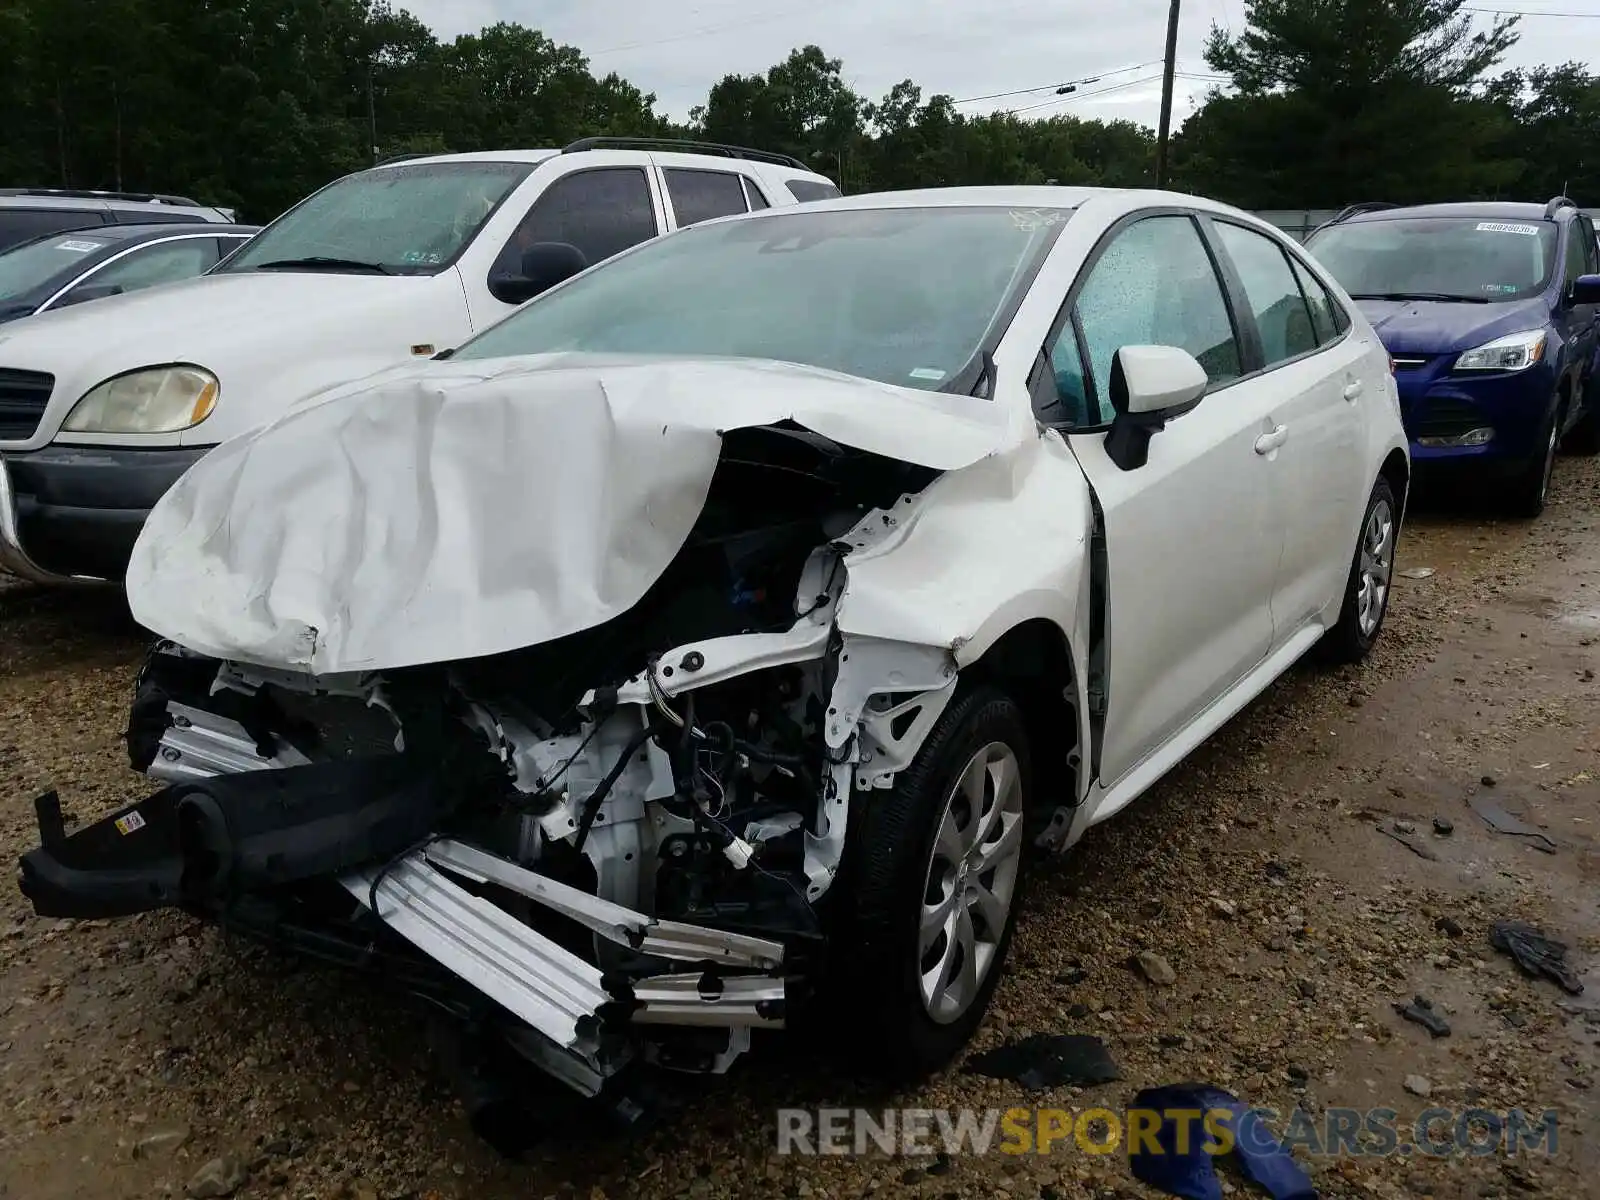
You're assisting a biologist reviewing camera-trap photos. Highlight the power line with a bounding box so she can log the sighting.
[953,62,1163,105]
[1465,5,1600,15]
[1007,73,1168,115]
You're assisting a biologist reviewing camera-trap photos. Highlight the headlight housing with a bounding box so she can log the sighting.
[62,366,219,434]
[1453,330,1547,373]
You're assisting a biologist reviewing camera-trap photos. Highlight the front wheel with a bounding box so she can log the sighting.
[1318,477,1398,665]
[1506,404,1561,518]
[841,685,1032,1079]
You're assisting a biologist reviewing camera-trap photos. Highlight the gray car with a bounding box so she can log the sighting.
[0,189,238,253]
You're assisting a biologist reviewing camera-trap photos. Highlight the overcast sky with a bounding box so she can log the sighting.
[403,0,1596,129]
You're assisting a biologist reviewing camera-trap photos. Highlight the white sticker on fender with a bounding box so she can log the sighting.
[114,810,147,835]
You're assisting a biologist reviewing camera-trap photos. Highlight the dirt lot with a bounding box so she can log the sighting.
[2,457,1598,1200]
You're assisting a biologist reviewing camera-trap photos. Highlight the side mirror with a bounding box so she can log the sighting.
[489,241,589,306]
[1104,345,1208,472]
[1571,273,1600,306]
[57,283,125,308]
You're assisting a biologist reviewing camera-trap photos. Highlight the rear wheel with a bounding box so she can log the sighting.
[1318,477,1397,665]
[1507,403,1561,518]
[843,685,1032,1078]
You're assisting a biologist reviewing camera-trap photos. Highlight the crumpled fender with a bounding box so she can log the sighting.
[835,431,1093,668]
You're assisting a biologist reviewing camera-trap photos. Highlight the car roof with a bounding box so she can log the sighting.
[0,223,260,263]
[371,150,558,170]
[0,192,220,215]
[1343,201,1559,224]
[82,222,259,240]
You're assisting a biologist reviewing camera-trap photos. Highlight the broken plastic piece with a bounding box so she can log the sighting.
[1380,822,1438,861]
[1394,994,1451,1037]
[1490,920,1583,994]
[1469,795,1557,853]
[964,1034,1121,1090]
[1129,1083,1316,1200]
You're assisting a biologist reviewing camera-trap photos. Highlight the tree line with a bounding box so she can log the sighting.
[0,0,1595,224]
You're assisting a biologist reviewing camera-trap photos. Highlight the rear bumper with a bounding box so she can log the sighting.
[0,444,209,583]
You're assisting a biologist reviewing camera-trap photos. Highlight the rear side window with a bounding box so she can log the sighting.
[786,180,842,203]
[743,178,770,211]
[664,169,748,227]
[0,208,109,252]
[1215,222,1318,366]
[1287,256,1342,345]
[497,168,658,273]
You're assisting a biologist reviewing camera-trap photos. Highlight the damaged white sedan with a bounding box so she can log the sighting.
[19,187,1408,1136]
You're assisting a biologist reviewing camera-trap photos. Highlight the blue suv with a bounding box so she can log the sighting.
[1305,197,1600,517]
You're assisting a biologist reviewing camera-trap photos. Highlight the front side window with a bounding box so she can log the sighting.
[1563,220,1589,290]
[1216,222,1318,366]
[665,169,748,227]
[219,161,535,276]
[0,232,111,302]
[455,205,1072,393]
[64,238,217,304]
[493,168,658,278]
[1306,216,1558,302]
[1073,214,1242,410]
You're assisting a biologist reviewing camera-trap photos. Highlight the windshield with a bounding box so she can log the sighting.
[219,161,536,276]
[1307,216,1558,302]
[0,232,110,301]
[453,205,1072,390]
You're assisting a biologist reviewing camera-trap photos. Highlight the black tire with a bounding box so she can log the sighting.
[1506,402,1562,519]
[840,685,1033,1080]
[1318,477,1399,665]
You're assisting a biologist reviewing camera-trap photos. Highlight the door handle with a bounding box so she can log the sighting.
[1254,424,1288,455]
[1343,380,1364,401]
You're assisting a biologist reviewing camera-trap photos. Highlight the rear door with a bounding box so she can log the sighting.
[1205,217,1371,634]
[657,165,753,229]
[1042,210,1287,787]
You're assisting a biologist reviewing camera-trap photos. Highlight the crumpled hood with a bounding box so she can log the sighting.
[1356,296,1549,356]
[126,355,1021,674]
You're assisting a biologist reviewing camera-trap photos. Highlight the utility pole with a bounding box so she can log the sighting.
[1155,0,1181,188]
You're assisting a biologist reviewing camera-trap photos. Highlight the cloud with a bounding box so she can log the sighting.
[401,0,1585,129]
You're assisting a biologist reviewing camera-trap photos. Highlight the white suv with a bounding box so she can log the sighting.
[0,139,838,582]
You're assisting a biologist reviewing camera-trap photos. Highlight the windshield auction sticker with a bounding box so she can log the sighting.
[1475,222,1540,237]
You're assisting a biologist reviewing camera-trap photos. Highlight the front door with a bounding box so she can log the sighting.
[1048,211,1288,788]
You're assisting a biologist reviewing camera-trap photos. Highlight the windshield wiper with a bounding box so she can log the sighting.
[1349,291,1491,304]
[249,256,397,275]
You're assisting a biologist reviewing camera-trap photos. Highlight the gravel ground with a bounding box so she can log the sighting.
[2,456,1598,1200]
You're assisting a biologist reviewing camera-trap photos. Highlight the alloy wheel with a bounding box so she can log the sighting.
[918,741,1026,1024]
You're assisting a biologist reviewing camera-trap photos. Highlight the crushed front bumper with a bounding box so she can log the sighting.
[17,772,793,1097]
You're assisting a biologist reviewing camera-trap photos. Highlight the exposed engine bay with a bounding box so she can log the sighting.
[19,423,974,1124]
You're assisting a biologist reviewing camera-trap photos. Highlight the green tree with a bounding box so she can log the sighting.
[1184,0,1523,206]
